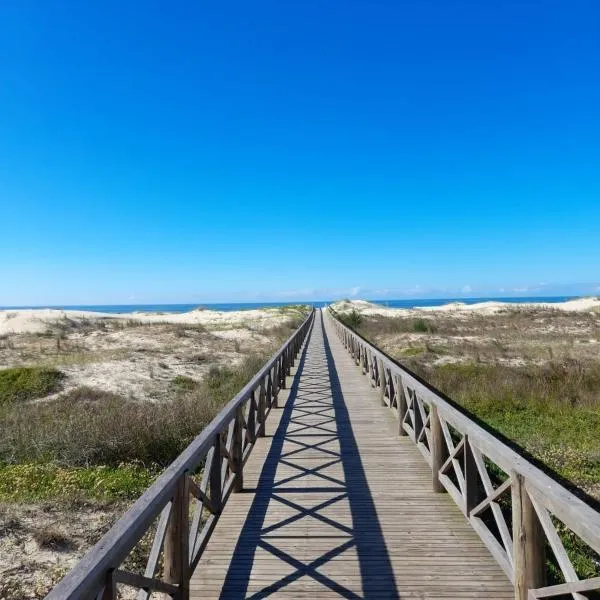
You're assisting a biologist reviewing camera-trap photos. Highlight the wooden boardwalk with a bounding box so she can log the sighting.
[190,310,513,599]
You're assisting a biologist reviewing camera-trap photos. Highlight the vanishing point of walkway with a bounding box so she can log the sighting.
[191,310,513,599]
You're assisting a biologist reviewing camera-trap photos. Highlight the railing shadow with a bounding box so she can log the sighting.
[218,311,399,599]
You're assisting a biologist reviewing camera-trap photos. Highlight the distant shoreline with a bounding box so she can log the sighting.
[0,296,591,314]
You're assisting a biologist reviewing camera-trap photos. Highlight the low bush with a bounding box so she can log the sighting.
[339,309,363,328]
[0,463,156,501]
[0,367,64,404]
[0,353,269,468]
[410,360,600,488]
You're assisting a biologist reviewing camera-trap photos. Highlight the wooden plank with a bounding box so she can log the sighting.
[45,310,315,600]
[190,310,513,599]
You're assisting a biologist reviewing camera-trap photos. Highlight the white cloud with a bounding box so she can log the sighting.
[349,286,361,297]
[462,285,472,294]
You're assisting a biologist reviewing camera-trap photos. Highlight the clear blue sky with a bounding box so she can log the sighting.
[1,1,599,305]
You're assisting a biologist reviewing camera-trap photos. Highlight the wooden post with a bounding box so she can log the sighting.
[430,405,446,493]
[272,363,279,408]
[164,475,190,599]
[372,358,377,388]
[464,435,478,514]
[266,372,273,409]
[280,356,286,389]
[258,380,266,437]
[413,394,423,443]
[209,437,223,514]
[232,406,244,492]
[378,360,386,406]
[247,392,256,444]
[512,472,545,600]
[101,570,117,600]
[285,346,291,375]
[396,376,408,436]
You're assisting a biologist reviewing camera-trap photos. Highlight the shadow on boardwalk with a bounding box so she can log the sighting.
[219,312,399,599]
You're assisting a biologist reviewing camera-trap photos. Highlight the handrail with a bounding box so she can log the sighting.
[45,308,315,600]
[327,308,600,600]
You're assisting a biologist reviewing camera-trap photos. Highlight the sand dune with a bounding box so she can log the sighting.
[0,306,297,335]
[330,297,600,317]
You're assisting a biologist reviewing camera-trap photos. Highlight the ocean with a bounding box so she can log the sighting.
[0,296,581,314]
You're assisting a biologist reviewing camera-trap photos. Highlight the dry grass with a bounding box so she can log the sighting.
[32,526,75,551]
[353,309,600,498]
[0,352,269,468]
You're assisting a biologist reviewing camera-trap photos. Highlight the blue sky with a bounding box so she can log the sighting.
[1,1,599,305]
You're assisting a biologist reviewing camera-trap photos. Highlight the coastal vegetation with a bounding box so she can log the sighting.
[0,306,308,598]
[339,303,600,500]
[0,366,64,405]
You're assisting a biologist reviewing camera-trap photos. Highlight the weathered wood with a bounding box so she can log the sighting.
[115,570,179,596]
[246,392,256,444]
[464,435,478,514]
[232,405,244,492]
[430,404,446,493]
[43,310,314,600]
[329,307,600,597]
[163,475,190,599]
[41,305,600,600]
[191,311,513,599]
[378,358,386,406]
[512,472,545,600]
[100,570,116,600]
[528,576,600,598]
[258,380,266,437]
[395,375,408,436]
[209,437,223,515]
[137,502,172,600]
[272,362,279,408]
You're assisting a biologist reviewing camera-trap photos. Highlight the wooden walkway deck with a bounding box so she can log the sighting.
[190,310,513,599]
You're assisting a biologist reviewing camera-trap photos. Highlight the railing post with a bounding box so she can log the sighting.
[378,359,386,406]
[258,380,266,437]
[280,356,286,389]
[430,404,447,493]
[164,474,190,600]
[464,435,478,514]
[272,363,279,408]
[413,394,423,441]
[101,570,116,600]
[209,436,223,513]
[512,472,545,600]
[232,405,244,492]
[286,346,291,375]
[247,392,256,444]
[396,375,408,436]
[266,371,273,409]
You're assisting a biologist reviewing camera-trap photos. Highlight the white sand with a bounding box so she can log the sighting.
[330,297,600,317]
[0,306,297,335]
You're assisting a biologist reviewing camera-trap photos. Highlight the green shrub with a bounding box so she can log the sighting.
[171,375,200,390]
[411,360,600,488]
[412,318,437,333]
[0,367,64,404]
[0,463,156,501]
[339,309,363,329]
[0,353,270,468]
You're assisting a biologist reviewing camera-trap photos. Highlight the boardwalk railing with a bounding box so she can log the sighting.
[328,309,600,600]
[45,309,314,600]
